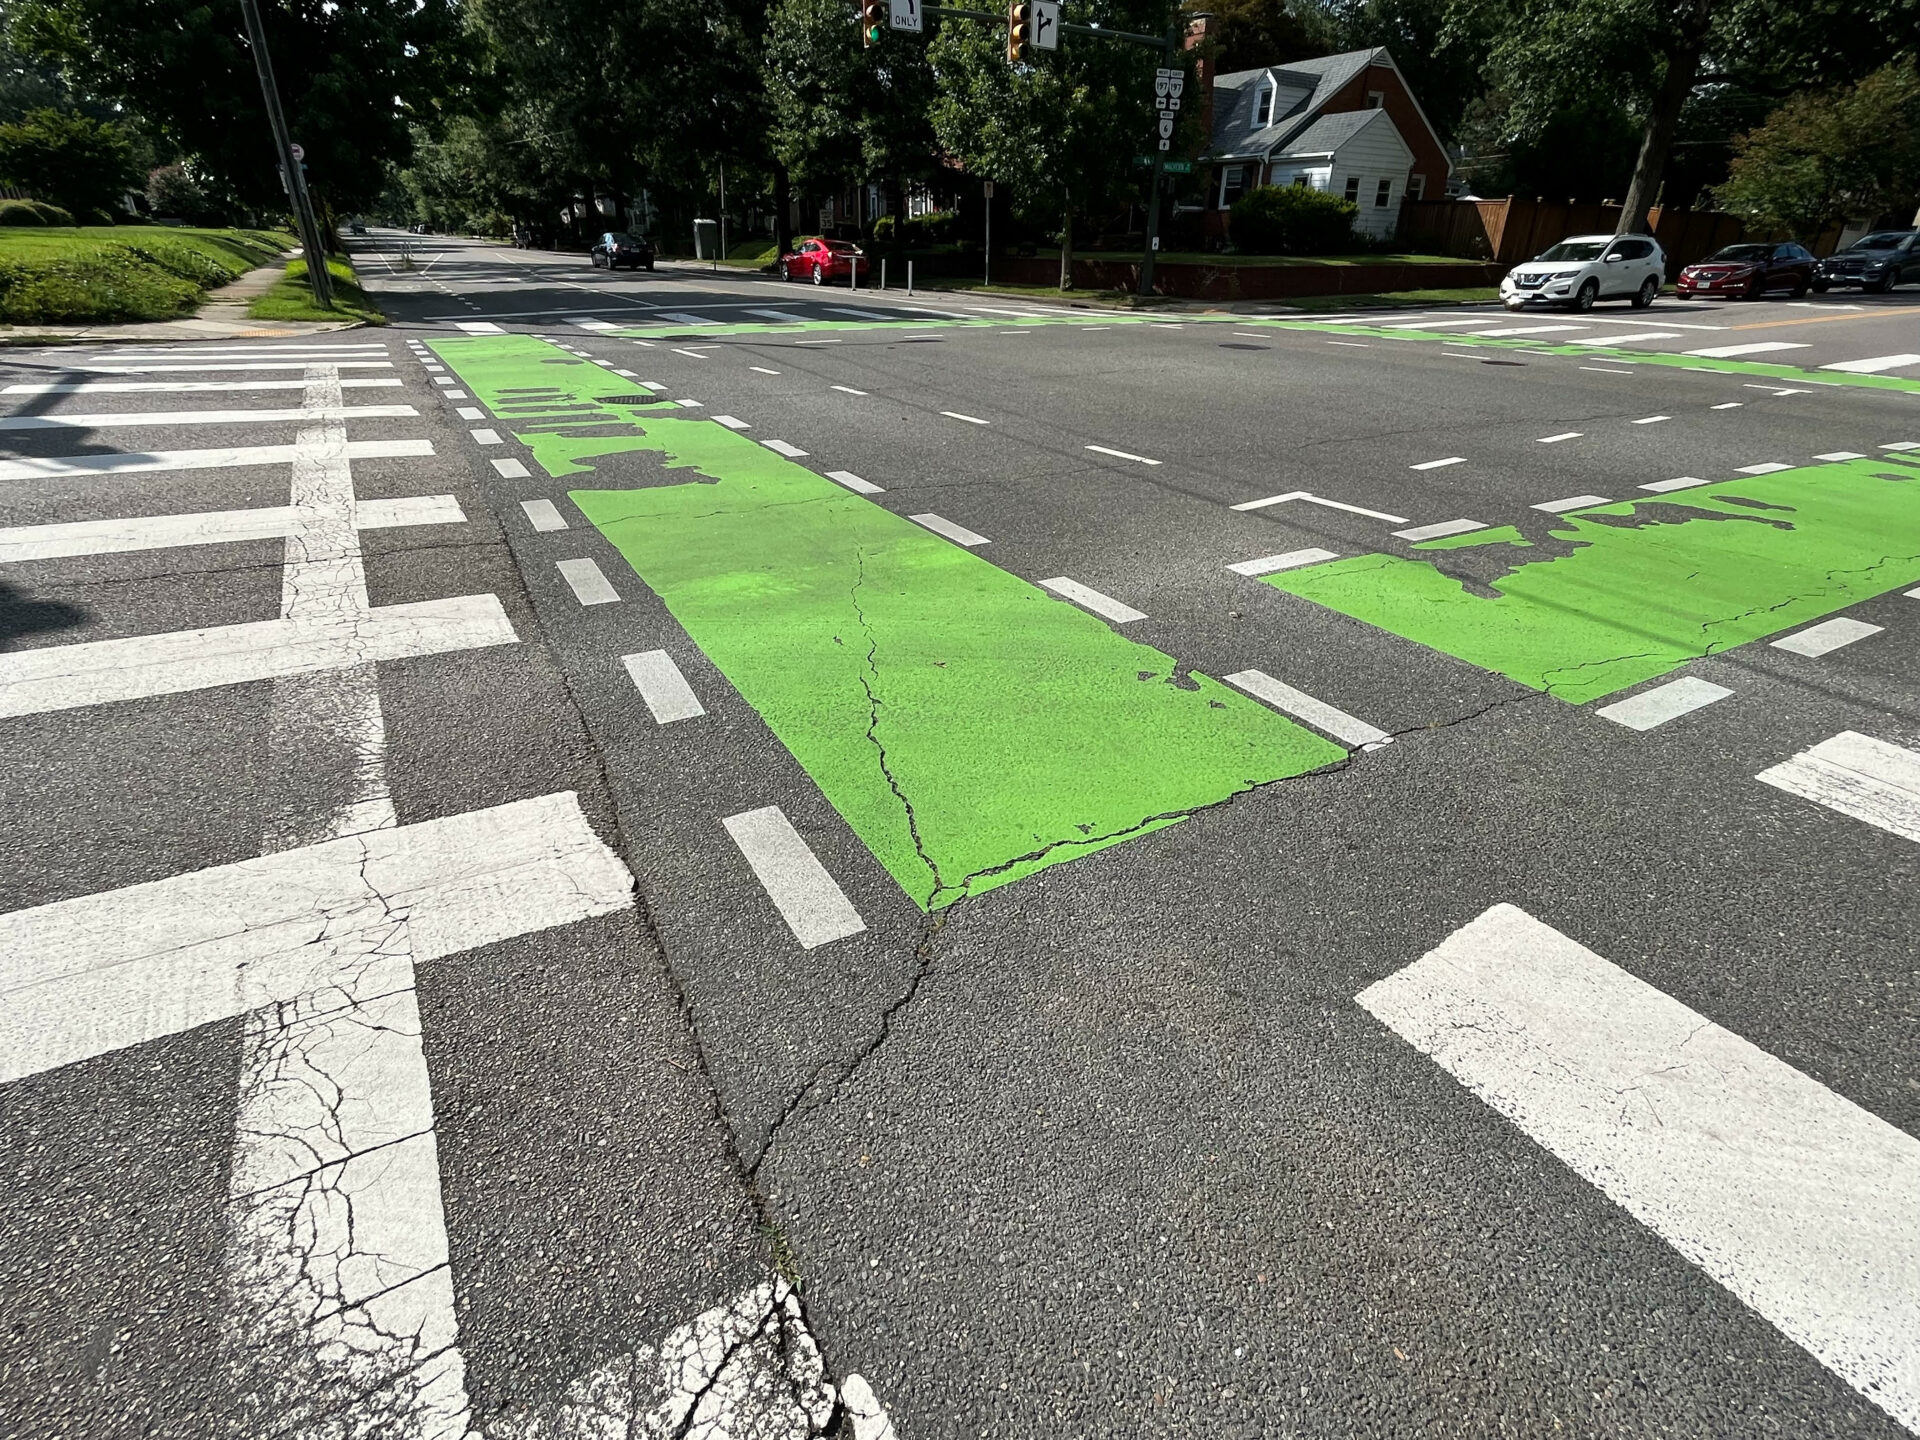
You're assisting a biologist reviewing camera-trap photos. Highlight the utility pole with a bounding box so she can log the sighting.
[237,0,332,308]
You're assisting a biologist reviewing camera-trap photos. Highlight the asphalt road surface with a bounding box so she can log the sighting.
[4,229,1919,1440]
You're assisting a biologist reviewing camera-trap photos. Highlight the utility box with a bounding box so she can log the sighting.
[692,219,719,260]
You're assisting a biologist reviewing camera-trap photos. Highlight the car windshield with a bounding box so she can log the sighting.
[1537,241,1607,262]
[1706,245,1771,262]
[1847,232,1910,251]
[607,233,638,245]
[823,241,857,252]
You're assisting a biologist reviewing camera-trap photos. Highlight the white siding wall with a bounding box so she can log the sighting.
[1323,118,1416,240]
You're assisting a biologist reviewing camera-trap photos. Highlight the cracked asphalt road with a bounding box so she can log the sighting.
[3,230,1917,1438]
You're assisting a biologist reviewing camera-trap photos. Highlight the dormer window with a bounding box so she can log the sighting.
[1254,84,1274,127]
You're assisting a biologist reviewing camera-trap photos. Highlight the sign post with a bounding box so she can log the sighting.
[983,178,994,286]
[236,0,332,308]
[1139,62,1183,299]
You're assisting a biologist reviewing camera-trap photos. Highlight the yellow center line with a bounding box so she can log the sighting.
[1730,306,1920,331]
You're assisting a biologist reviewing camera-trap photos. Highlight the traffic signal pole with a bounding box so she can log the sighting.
[237,0,332,308]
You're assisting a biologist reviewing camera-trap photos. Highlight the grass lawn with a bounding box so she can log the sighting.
[0,226,289,325]
[248,254,385,325]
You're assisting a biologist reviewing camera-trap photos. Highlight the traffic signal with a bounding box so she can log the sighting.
[1007,1,1029,61]
[862,0,885,46]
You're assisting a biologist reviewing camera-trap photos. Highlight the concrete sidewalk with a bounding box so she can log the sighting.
[0,260,366,346]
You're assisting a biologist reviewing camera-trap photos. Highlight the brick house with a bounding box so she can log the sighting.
[1194,43,1450,243]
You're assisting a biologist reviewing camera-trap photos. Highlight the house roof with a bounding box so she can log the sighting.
[1209,48,1384,160]
[1269,109,1398,161]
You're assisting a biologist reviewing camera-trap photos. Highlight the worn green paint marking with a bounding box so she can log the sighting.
[431,333,1343,910]
[1266,455,1920,704]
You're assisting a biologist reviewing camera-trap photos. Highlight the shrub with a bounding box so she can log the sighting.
[30,201,74,226]
[0,200,44,226]
[0,110,138,219]
[871,214,895,243]
[901,209,959,246]
[1230,184,1358,255]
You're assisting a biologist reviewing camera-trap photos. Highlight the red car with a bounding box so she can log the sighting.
[1676,242,1817,300]
[780,237,870,286]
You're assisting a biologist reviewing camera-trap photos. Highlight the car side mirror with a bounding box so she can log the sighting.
[1603,253,1622,263]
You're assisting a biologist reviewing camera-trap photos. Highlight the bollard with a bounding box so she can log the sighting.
[881,258,887,292]
[908,260,914,296]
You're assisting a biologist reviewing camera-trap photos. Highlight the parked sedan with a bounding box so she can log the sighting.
[1676,242,1815,299]
[1816,230,1920,293]
[780,237,870,286]
[1499,234,1666,311]
[590,231,655,271]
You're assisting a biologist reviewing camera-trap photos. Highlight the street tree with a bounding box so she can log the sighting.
[0,106,137,218]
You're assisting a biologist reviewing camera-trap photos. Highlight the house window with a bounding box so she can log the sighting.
[1375,178,1393,207]
[1365,90,1384,109]
[1293,173,1310,187]
[1219,165,1250,209]
[1254,85,1273,127]
[1407,175,1425,201]
[1344,176,1361,203]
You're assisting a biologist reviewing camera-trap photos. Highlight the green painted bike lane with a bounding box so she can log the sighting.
[430,334,1344,911]
[1264,453,1920,703]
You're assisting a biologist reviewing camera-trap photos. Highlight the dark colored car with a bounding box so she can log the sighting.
[591,231,655,271]
[1817,230,1920,293]
[780,237,870,285]
[1676,242,1816,300]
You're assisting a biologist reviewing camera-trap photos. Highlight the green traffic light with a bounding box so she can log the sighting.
[866,23,883,40]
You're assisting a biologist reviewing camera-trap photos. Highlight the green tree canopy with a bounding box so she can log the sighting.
[0,106,136,217]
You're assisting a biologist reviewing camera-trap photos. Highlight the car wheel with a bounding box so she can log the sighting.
[1870,271,1895,293]
[1790,278,1810,298]
[1811,280,1830,293]
[1573,279,1598,312]
[1632,276,1658,309]
[811,264,824,285]
[646,260,655,272]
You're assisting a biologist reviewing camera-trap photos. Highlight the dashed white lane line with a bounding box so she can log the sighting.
[828,307,890,320]
[1359,901,1920,1436]
[827,470,883,494]
[493,458,530,479]
[675,399,704,409]
[1410,456,1466,471]
[831,385,869,395]
[1475,325,1582,337]
[520,499,568,533]
[556,558,620,606]
[1823,354,1920,374]
[1231,490,1410,524]
[794,339,842,345]
[621,650,705,724]
[445,390,469,400]
[1686,342,1810,358]
[1758,730,1920,847]
[1394,519,1484,542]
[1641,475,1711,493]
[1736,462,1794,475]
[612,368,639,378]
[1380,319,1498,330]
[1580,366,1633,375]
[941,410,990,425]
[1327,340,1370,348]
[671,348,709,360]
[470,429,502,445]
[638,381,668,391]
[433,377,454,386]
[457,407,485,421]
[1712,402,1744,410]
[713,415,751,430]
[456,321,506,334]
[0,440,432,482]
[1536,432,1582,444]
[762,439,808,458]
[750,366,781,375]
[1817,451,1868,461]
[909,513,989,546]
[1567,331,1681,346]
[723,806,866,950]
[1227,547,1339,576]
[1631,415,1670,425]
[0,496,462,562]
[1771,617,1883,657]
[1886,441,1920,452]
[1083,443,1162,466]
[1595,676,1733,730]
[0,595,514,720]
[1038,576,1146,624]
[1224,669,1390,748]
[749,309,811,323]
[1532,494,1610,514]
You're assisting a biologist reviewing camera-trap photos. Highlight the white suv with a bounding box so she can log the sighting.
[1499,234,1666,312]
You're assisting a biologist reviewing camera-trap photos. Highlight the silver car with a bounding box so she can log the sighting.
[1500,234,1666,312]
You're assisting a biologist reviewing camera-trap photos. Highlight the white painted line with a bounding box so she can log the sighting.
[1822,354,1920,374]
[723,806,866,949]
[1816,451,1867,461]
[433,376,455,385]
[840,1374,899,1440]
[1231,490,1410,524]
[1038,576,1145,624]
[1886,441,1920,452]
[713,415,751,430]
[1640,475,1712,493]
[638,381,667,391]
[1227,547,1339,576]
[827,470,883,495]
[1475,325,1582,337]
[910,513,989,546]
[762,439,808,458]
[457,406,485,421]
[1395,519,1485,542]
[1566,331,1681,346]
[0,495,463,562]
[1771,617,1882,657]
[470,428,503,445]
[1736,462,1794,475]
[0,791,633,1085]
[1358,901,1920,1436]
[621,650,705,724]
[1536,432,1582,444]
[492,458,530,479]
[749,309,811,323]
[3,378,402,395]
[1759,730,1920,846]
[445,390,469,399]
[941,411,990,425]
[659,312,711,325]
[572,318,618,330]
[1580,366,1633,375]
[1224,669,1390,748]
[86,344,390,357]
[1532,495,1610,514]
[1085,444,1162,466]
[1379,319,1500,330]
[1326,340,1370,348]
[520,499,568,533]
[794,339,842,346]
[1595,676,1733,730]
[675,398,704,409]
[0,405,417,431]
[1410,456,1466,471]
[456,321,506,333]
[1712,402,1744,409]
[612,368,638,378]
[1631,415,1670,425]
[831,385,869,395]
[750,366,781,375]
[828,307,889,320]
[0,439,432,483]
[1686,342,1809,358]
[671,348,709,360]
[557,557,620,606]
[0,594,515,719]
[1746,384,1809,395]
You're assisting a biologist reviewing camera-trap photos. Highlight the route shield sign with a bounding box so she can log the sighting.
[1032,0,1059,49]
[889,0,921,32]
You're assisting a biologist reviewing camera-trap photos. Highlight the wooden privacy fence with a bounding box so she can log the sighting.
[1400,198,1750,273]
